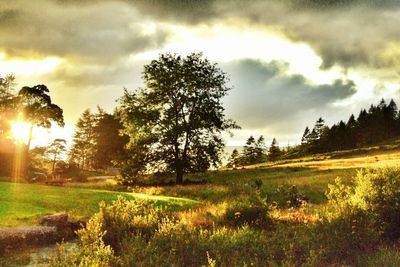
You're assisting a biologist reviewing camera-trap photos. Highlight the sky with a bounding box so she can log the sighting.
[1,0,400,147]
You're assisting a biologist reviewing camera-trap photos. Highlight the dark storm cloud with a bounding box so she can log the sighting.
[214,1,400,70]
[2,0,399,72]
[0,9,19,26]
[0,0,168,61]
[110,0,400,74]
[223,59,356,131]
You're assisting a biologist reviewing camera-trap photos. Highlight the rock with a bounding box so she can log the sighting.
[0,226,58,253]
[39,212,68,228]
[66,217,88,232]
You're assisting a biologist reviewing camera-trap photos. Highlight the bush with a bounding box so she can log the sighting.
[352,168,400,240]
[327,168,400,241]
[221,197,272,228]
[94,197,167,253]
[50,214,118,267]
[267,183,309,208]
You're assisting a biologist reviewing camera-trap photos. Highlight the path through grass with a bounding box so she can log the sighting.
[0,182,198,227]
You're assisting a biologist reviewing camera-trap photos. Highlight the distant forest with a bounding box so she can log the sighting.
[300,99,400,154]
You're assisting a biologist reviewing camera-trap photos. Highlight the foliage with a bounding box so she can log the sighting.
[17,84,64,149]
[0,181,195,227]
[27,146,49,182]
[241,135,266,165]
[69,108,127,170]
[54,161,86,181]
[309,210,379,265]
[94,198,166,253]
[267,183,308,208]
[69,109,96,170]
[268,137,281,161]
[0,74,16,111]
[118,53,238,184]
[221,197,272,228]
[226,148,241,168]
[49,192,380,267]
[49,165,400,266]
[50,214,118,267]
[93,109,128,169]
[352,168,400,240]
[47,138,67,173]
[227,135,267,167]
[356,246,400,267]
[326,168,400,241]
[301,98,400,154]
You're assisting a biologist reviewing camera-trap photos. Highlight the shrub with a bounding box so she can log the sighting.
[95,197,167,253]
[327,168,400,241]
[50,214,118,267]
[221,197,272,228]
[267,183,309,208]
[352,168,400,240]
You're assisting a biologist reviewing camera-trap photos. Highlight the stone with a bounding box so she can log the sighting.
[0,226,58,252]
[39,212,68,228]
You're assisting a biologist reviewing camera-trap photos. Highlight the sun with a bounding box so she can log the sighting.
[10,120,31,144]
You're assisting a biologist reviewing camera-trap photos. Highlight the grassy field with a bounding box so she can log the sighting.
[58,143,400,226]
[0,182,198,227]
[3,144,400,265]
[121,145,400,203]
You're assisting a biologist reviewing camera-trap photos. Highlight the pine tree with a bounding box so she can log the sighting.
[314,117,326,140]
[255,135,266,163]
[268,138,281,162]
[242,136,257,165]
[69,109,96,169]
[301,126,310,146]
[226,148,241,168]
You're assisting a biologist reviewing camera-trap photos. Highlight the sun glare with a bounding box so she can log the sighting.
[10,120,31,144]
[0,52,63,76]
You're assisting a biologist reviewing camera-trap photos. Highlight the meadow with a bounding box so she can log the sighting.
[3,143,400,266]
[0,181,198,227]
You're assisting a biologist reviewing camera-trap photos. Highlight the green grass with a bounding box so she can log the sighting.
[96,144,400,220]
[0,182,198,227]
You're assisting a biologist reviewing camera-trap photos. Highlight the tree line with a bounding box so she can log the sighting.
[226,136,282,168]
[300,99,400,154]
[4,53,400,184]
[1,53,238,184]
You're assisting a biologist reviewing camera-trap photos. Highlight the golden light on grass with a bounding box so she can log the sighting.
[10,120,31,144]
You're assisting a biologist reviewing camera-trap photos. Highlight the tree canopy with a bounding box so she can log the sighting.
[118,53,238,184]
[17,84,64,149]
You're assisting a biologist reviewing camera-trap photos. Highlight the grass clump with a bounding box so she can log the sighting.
[266,183,309,208]
[221,197,272,228]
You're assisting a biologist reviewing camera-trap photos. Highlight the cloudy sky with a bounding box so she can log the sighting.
[1,0,400,147]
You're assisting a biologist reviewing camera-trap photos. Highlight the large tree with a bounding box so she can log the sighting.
[93,109,128,169]
[119,53,238,184]
[268,138,281,162]
[18,85,64,150]
[69,109,96,170]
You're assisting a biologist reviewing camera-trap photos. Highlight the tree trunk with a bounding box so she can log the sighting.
[176,164,184,184]
[52,154,56,174]
[22,125,34,179]
[26,125,33,151]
